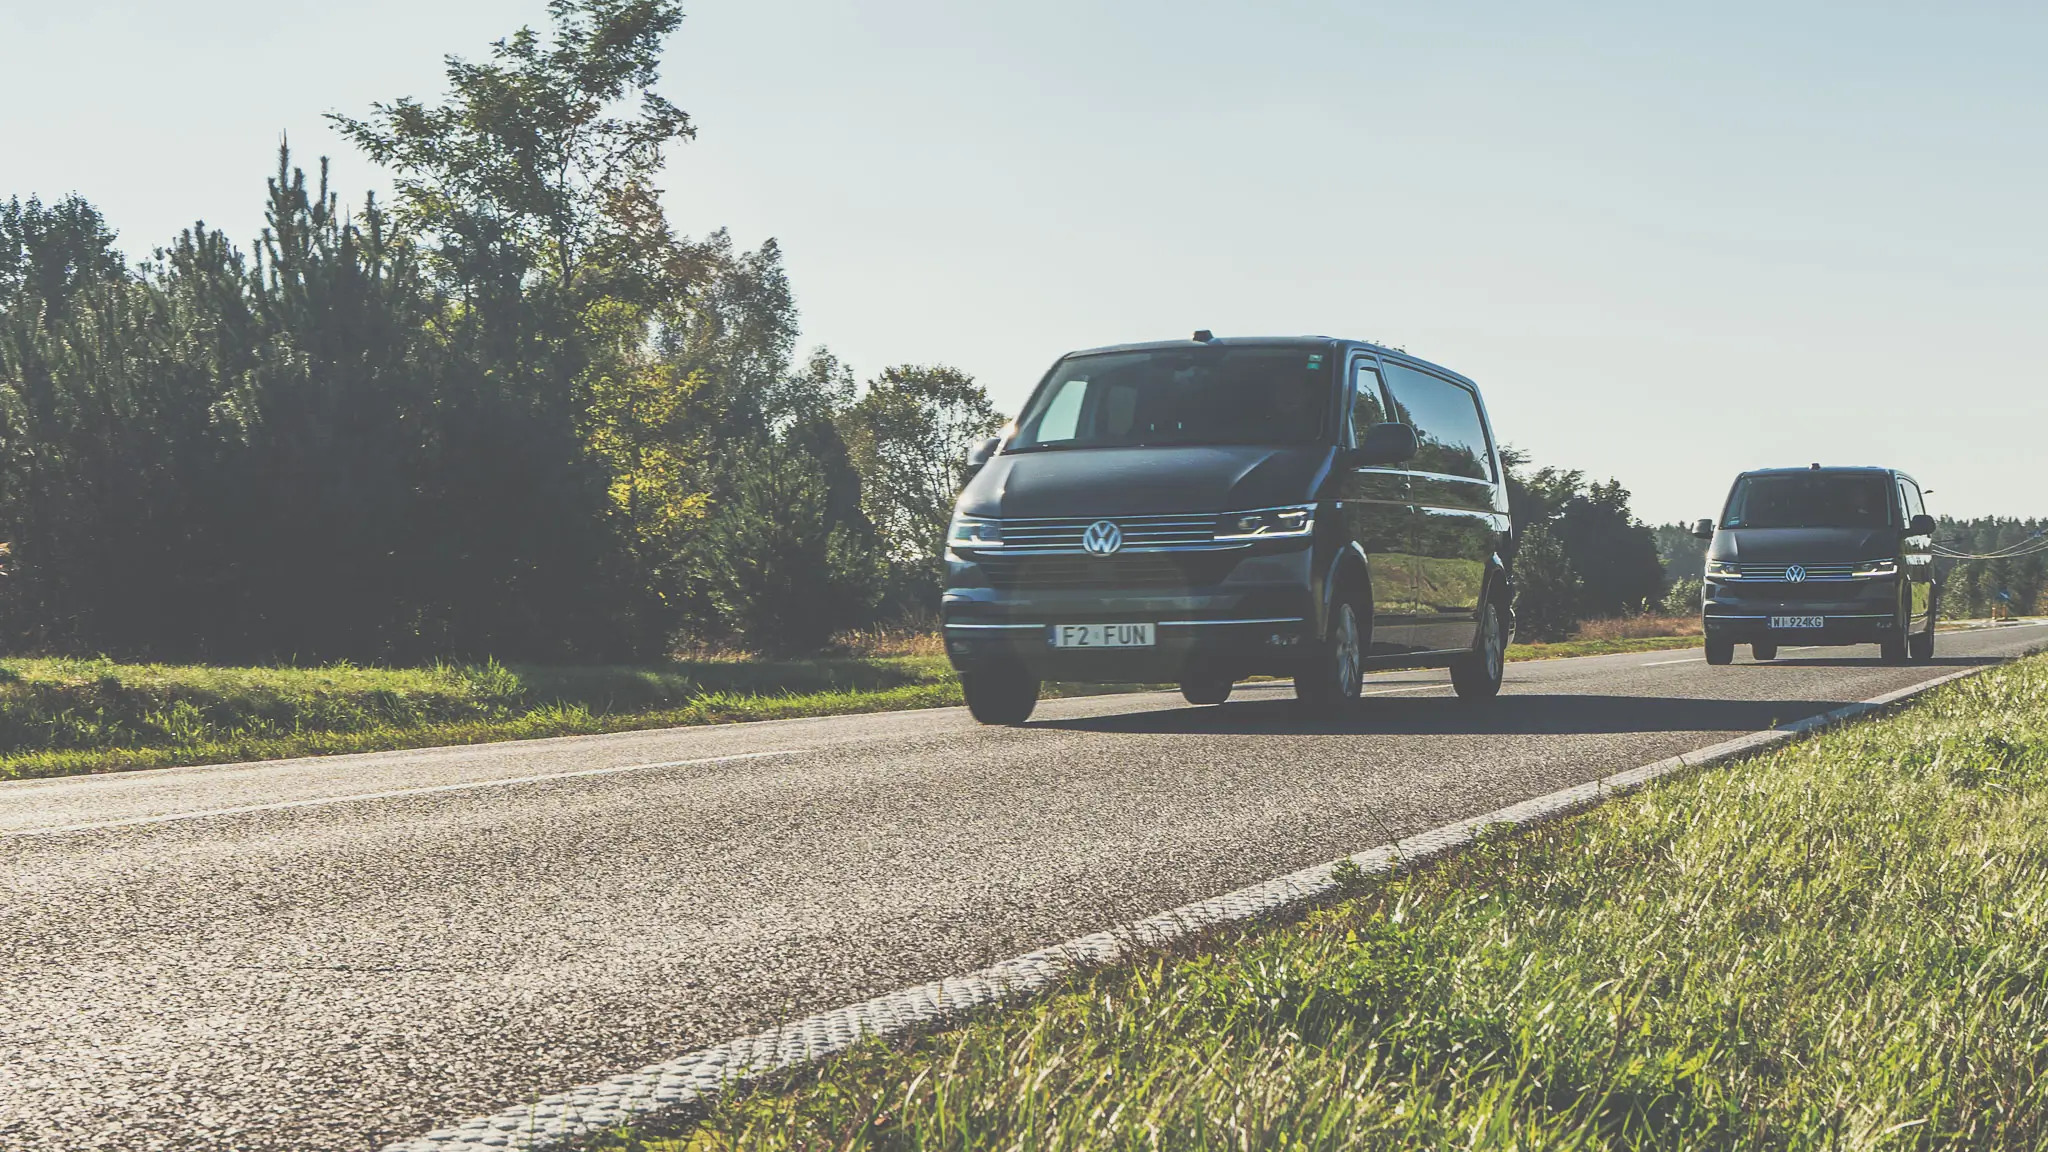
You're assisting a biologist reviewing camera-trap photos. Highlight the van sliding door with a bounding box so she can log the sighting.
[1381,362,1499,653]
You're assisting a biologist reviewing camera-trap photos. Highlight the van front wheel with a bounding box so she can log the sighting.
[1297,596,1365,716]
[961,665,1040,725]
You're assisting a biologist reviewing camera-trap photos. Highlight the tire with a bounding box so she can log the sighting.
[1909,596,1937,662]
[1179,675,1235,706]
[1752,642,1778,662]
[961,665,1040,725]
[1297,590,1366,716]
[1705,638,1735,666]
[1450,598,1506,701]
[1880,590,1910,664]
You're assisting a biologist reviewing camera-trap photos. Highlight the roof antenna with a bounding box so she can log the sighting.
[1192,329,1214,343]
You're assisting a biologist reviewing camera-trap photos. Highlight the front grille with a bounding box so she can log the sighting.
[978,552,1242,589]
[998,513,1219,552]
[1728,564,1859,582]
[1735,581,1867,602]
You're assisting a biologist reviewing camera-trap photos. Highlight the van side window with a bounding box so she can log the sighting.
[1382,363,1492,481]
[1350,363,1386,447]
[1899,478,1925,520]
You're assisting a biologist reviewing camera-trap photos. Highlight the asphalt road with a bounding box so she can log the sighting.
[5,625,2045,1151]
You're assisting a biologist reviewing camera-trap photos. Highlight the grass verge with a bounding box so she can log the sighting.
[0,629,1706,783]
[610,655,2048,1150]
[0,656,972,782]
[1506,633,1703,661]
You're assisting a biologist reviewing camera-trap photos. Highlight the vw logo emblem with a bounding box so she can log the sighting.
[1785,565,1807,583]
[1082,520,1123,556]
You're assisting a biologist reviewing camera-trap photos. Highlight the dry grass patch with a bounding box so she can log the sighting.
[1572,613,1704,641]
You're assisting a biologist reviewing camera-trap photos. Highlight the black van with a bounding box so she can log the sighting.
[1692,465,1938,666]
[941,334,1515,724]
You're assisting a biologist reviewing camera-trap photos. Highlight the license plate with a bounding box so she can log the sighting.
[1770,616,1825,629]
[1050,623,1155,648]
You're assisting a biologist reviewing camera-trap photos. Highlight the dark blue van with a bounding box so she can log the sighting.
[940,333,1515,723]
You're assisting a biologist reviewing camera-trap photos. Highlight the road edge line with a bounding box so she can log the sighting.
[382,663,1992,1152]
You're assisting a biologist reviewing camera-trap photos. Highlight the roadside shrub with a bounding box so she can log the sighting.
[1661,575,1703,616]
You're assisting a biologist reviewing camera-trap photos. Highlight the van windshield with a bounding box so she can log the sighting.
[1723,473,1895,530]
[1008,346,1335,451]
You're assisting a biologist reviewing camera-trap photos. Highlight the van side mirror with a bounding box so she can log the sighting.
[1909,513,1936,537]
[964,436,1000,472]
[1692,518,1715,540]
[1353,422,1418,467]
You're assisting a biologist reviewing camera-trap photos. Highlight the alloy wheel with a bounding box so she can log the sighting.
[1335,603,1362,697]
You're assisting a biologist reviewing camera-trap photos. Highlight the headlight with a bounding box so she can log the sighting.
[1705,559,1741,578]
[947,514,1003,548]
[1217,505,1315,540]
[1853,559,1899,577]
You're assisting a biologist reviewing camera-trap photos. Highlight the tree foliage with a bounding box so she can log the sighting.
[1512,523,1580,641]
[1936,518,2048,618]
[1501,447,1666,634]
[0,2,1003,660]
[842,364,1004,562]
[691,442,883,654]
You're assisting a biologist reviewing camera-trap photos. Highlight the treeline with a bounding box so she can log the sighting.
[0,2,998,663]
[1500,450,1668,640]
[1936,518,2048,618]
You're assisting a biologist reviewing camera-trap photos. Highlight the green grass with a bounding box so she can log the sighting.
[0,631,1706,784]
[0,655,970,781]
[611,656,2048,1151]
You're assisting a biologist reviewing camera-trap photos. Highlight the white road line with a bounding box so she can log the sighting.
[1643,657,1703,666]
[3,751,804,838]
[1361,683,1450,696]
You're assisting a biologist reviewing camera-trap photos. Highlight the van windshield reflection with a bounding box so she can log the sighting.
[1008,347,1335,452]
[1723,474,1893,529]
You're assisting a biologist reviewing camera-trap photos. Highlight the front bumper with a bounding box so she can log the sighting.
[1703,577,1900,644]
[941,542,1316,682]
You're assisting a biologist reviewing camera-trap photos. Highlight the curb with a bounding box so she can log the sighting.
[385,664,1990,1151]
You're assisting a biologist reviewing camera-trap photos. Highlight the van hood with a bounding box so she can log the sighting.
[958,444,1332,519]
[1711,526,1897,565]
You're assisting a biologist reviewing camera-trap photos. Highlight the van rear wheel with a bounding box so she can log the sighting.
[1179,675,1235,706]
[961,665,1040,725]
[1705,638,1735,665]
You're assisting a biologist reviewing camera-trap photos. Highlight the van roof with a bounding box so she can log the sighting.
[1740,466,1898,477]
[1059,335,1477,390]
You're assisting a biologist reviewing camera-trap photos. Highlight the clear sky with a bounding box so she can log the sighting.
[4,1,2043,524]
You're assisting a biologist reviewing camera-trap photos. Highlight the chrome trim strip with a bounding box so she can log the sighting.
[942,623,1045,631]
[965,543,1253,556]
[996,513,1216,524]
[1706,614,1892,621]
[1156,617,1306,627]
